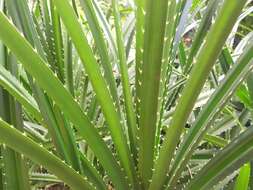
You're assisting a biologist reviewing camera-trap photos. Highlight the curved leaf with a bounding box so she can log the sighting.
[0,118,94,190]
[150,1,248,189]
[0,64,41,121]
[234,163,250,190]
[52,0,137,188]
[185,127,253,190]
[79,0,120,110]
[168,35,253,188]
[0,12,128,190]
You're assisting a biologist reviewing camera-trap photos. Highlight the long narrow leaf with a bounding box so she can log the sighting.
[150,1,248,189]
[0,118,94,190]
[0,12,128,190]
[52,0,137,188]
[185,127,253,189]
[168,35,253,188]
[138,0,169,187]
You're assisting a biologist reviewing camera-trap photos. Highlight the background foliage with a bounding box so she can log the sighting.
[0,0,252,189]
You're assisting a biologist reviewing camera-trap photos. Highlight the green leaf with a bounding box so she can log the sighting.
[185,127,253,190]
[0,118,94,190]
[0,11,128,190]
[92,0,117,60]
[135,0,146,119]
[79,0,120,111]
[79,152,107,190]
[234,163,250,190]
[167,33,253,188]
[112,0,138,161]
[6,0,81,172]
[203,134,228,148]
[52,0,137,188]
[150,1,248,189]
[0,64,41,121]
[138,0,169,187]
[186,0,220,71]
[49,0,65,82]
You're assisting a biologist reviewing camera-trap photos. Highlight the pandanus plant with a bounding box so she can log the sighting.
[0,0,253,189]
